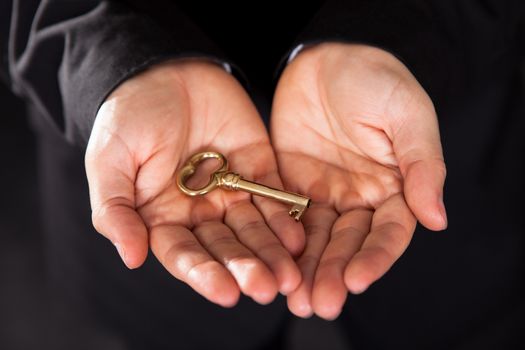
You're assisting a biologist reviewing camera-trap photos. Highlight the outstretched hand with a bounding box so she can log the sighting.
[85,46,447,316]
[271,43,447,319]
[85,60,304,307]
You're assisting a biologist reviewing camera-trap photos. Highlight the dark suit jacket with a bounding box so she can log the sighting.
[2,0,523,146]
[1,1,524,349]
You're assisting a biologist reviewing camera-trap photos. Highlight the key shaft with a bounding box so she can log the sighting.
[217,171,310,221]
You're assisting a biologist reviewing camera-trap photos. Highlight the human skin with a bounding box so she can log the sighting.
[85,44,447,317]
[271,43,447,319]
[85,59,304,307]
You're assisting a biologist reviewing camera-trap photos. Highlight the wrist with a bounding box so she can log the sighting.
[102,57,233,105]
[293,42,407,72]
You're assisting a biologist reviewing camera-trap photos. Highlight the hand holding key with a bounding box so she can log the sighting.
[85,44,446,318]
[85,59,304,307]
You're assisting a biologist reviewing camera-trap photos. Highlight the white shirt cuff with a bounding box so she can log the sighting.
[287,44,306,65]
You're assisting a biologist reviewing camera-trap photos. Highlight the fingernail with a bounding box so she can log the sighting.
[295,301,313,318]
[114,242,129,268]
[300,304,313,318]
[349,281,368,295]
[439,197,448,229]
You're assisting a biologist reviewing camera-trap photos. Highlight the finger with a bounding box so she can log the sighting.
[391,96,447,231]
[225,200,301,295]
[193,220,278,305]
[311,209,372,320]
[252,171,306,257]
[287,206,338,318]
[85,127,148,269]
[228,146,306,257]
[344,193,416,294]
[149,223,240,307]
[402,157,447,230]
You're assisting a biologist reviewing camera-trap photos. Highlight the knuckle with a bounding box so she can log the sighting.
[303,223,328,238]
[434,159,447,179]
[226,254,258,269]
[207,236,238,251]
[166,240,202,265]
[299,254,320,269]
[319,256,348,269]
[237,219,266,236]
[90,208,106,233]
[185,259,217,281]
[257,241,285,256]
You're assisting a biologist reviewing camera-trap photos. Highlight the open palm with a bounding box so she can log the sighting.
[271,44,447,319]
[86,60,303,307]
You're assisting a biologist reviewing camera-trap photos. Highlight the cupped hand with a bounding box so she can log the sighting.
[271,43,447,319]
[85,60,304,307]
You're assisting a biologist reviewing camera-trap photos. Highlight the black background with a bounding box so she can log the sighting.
[1,1,525,348]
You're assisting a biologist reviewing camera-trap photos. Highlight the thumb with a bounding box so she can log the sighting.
[392,94,447,231]
[85,126,149,269]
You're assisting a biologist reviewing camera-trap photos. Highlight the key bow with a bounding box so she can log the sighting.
[176,151,228,196]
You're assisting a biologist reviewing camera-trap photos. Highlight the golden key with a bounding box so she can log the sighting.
[176,151,311,221]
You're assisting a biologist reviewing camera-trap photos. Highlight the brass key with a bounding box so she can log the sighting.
[176,151,311,221]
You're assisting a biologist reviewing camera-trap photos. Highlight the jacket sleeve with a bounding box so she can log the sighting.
[0,0,229,146]
[288,0,525,110]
